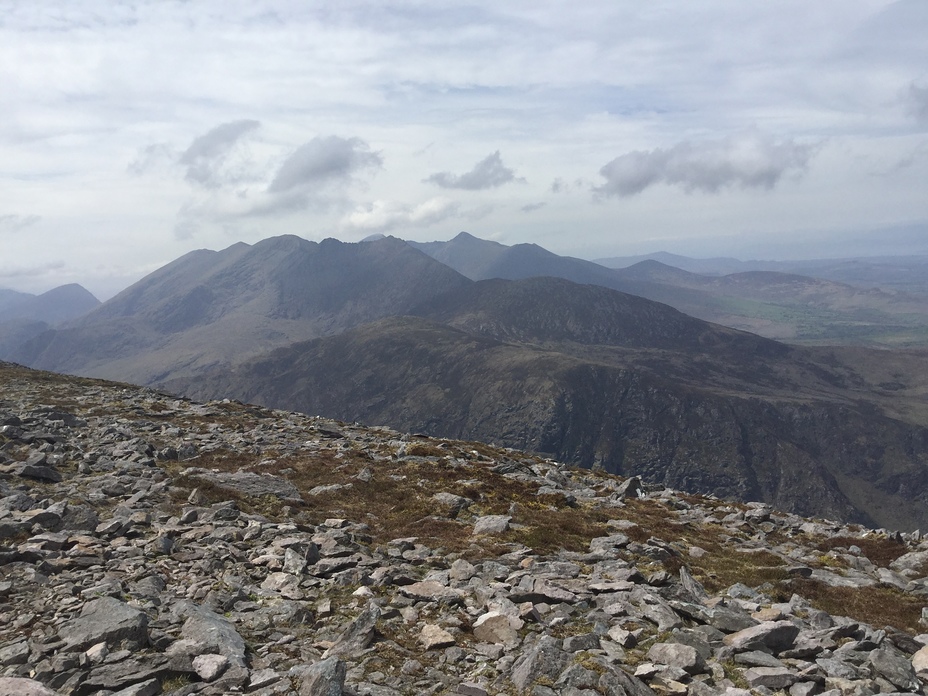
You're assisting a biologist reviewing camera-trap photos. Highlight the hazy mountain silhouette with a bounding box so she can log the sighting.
[413,233,928,346]
[10,235,470,383]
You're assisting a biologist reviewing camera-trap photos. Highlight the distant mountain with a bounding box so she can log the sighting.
[596,251,928,296]
[0,288,33,312]
[595,251,754,275]
[0,284,101,362]
[410,231,641,290]
[9,235,470,383]
[412,233,928,346]
[0,283,99,324]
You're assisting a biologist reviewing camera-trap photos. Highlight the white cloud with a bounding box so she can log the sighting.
[0,214,41,233]
[426,151,518,190]
[268,136,382,193]
[595,133,819,197]
[178,120,261,189]
[341,197,461,234]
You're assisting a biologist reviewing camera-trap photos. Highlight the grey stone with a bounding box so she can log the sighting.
[0,641,29,666]
[186,470,304,503]
[0,677,59,696]
[399,581,464,603]
[473,611,521,646]
[177,601,247,667]
[300,657,347,696]
[868,645,920,691]
[735,650,786,668]
[111,678,161,696]
[192,653,228,681]
[744,666,800,690]
[510,635,569,692]
[17,464,62,482]
[250,668,282,689]
[724,620,800,654]
[473,515,511,534]
[60,597,149,651]
[419,624,456,650]
[647,642,705,675]
[82,655,171,692]
[323,602,381,658]
[614,476,642,499]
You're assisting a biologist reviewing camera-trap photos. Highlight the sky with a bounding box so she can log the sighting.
[1,1,927,299]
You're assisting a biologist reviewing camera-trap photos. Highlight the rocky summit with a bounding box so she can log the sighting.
[3,361,928,696]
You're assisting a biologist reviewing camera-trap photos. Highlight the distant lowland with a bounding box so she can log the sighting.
[2,233,927,531]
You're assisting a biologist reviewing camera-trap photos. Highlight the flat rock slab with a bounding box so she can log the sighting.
[60,597,149,651]
[724,620,800,654]
[185,470,304,504]
[743,666,799,690]
[0,677,59,696]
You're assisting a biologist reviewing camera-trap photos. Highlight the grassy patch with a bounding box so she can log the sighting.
[814,535,908,568]
[787,579,925,633]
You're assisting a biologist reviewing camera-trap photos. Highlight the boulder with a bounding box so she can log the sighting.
[473,515,511,534]
[647,642,706,675]
[473,611,521,646]
[724,620,800,654]
[300,657,347,696]
[60,597,149,651]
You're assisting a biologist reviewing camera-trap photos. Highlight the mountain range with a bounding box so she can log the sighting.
[411,233,928,346]
[4,233,928,531]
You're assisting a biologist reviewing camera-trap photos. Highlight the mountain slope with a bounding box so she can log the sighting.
[11,236,471,383]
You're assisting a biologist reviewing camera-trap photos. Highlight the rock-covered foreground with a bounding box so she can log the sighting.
[2,363,928,696]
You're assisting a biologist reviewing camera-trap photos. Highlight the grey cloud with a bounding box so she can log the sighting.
[127,143,175,176]
[521,202,545,212]
[595,134,818,197]
[550,178,566,193]
[426,151,517,190]
[0,214,41,233]
[906,83,928,124]
[268,136,382,193]
[179,120,260,188]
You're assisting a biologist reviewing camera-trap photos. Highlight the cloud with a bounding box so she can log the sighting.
[0,260,64,280]
[595,133,819,197]
[905,83,928,124]
[268,136,382,193]
[127,143,176,176]
[521,202,545,212]
[425,150,517,190]
[178,120,261,188]
[342,196,460,233]
[0,214,41,233]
